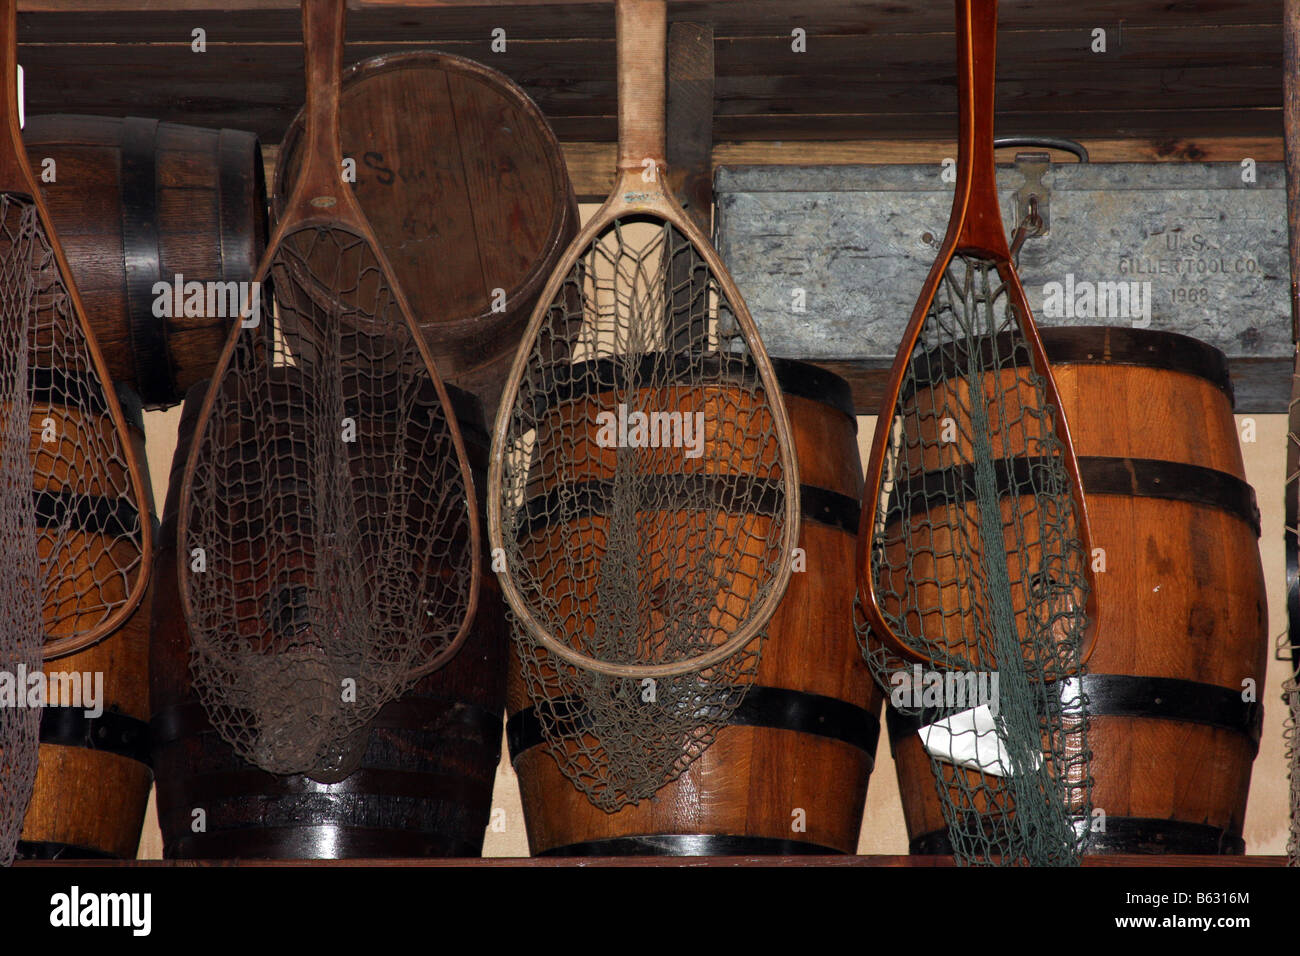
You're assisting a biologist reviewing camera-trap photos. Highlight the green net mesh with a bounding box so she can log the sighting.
[858,253,1093,866]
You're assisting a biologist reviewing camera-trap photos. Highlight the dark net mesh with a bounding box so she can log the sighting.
[859,253,1092,866]
[181,225,476,782]
[0,195,43,865]
[495,217,792,809]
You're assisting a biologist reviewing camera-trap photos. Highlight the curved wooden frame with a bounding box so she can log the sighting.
[487,0,801,679]
[0,0,154,660]
[855,0,1098,668]
[176,0,482,682]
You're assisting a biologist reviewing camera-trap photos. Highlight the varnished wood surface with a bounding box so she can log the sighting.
[20,402,154,860]
[22,115,268,410]
[510,371,879,855]
[889,331,1270,853]
[273,51,576,414]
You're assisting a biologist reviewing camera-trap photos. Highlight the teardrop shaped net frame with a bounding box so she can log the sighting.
[177,0,481,783]
[487,0,800,811]
[854,0,1097,866]
[0,0,151,858]
[0,0,151,664]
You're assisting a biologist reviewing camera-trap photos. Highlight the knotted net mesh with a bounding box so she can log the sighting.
[182,225,476,782]
[9,193,148,655]
[496,217,789,810]
[859,253,1092,866]
[0,195,43,865]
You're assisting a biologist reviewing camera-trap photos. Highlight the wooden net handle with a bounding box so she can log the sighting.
[857,0,1098,670]
[616,0,667,174]
[280,0,360,224]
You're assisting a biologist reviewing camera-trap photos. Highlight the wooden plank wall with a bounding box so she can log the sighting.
[15,0,1284,192]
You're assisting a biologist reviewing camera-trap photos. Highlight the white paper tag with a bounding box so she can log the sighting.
[17,64,23,130]
[917,704,1041,778]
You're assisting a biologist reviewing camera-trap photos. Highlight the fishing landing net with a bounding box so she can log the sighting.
[858,253,1093,866]
[0,195,43,865]
[181,225,477,782]
[496,219,791,811]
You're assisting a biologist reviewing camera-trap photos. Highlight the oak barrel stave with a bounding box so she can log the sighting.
[507,358,880,855]
[274,51,578,416]
[886,326,1269,855]
[17,383,154,860]
[23,114,268,409]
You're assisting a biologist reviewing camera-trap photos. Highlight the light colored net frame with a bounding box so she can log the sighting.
[858,254,1094,866]
[0,195,43,865]
[505,218,770,809]
[489,0,800,809]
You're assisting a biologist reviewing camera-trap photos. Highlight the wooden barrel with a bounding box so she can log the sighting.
[23,115,268,410]
[507,359,880,855]
[17,383,154,860]
[886,326,1268,855]
[150,380,506,858]
[274,51,578,415]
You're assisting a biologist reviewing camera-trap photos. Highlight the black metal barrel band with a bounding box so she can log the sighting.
[889,456,1260,538]
[899,327,1234,405]
[121,116,173,406]
[167,826,484,860]
[39,705,151,766]
[887,674,1263,753]
[508,685,880,766]
[539,834,846,857]
[530,355,856,422]
[522,477,859,538]
[910,818,1245,856]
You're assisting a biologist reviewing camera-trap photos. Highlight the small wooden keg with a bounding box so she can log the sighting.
[17,383,153,860]
[274,51,578,415]
[23,115,268,409]
[150,379,506,859]
[508,359,881,855]
[887,326,1268,855]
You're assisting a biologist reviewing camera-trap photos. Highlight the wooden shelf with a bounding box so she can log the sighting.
[15,1,1282,155]
[13,854,1289,867]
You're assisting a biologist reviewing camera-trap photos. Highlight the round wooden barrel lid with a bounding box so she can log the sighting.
[274,50,578,388]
